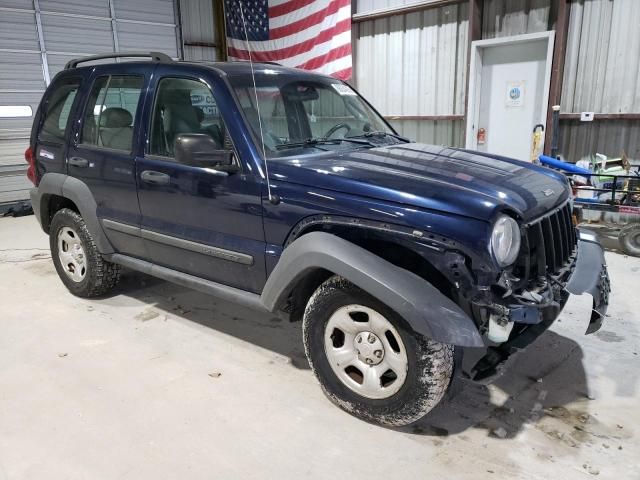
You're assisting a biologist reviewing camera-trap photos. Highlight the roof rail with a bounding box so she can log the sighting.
[64,51,173,70]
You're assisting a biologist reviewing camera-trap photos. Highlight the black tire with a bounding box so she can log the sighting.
[49,208,121,297]
[302,275,454,427]
[619,224,640,257]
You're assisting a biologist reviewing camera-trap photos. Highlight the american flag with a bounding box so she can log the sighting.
[224,0,352,80]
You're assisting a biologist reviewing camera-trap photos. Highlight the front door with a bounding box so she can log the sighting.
[67,66,149,258]
[466,32,554,161]
[136,75,265,293]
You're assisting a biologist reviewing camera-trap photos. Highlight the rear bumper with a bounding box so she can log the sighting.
[565,229,611,334]
[29,187,43,228]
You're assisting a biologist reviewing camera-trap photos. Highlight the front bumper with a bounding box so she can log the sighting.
[565,229,611,334]
[469,229,611,381]
[498,228,610,335]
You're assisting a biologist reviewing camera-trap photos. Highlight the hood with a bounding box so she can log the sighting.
[269,143,569,222]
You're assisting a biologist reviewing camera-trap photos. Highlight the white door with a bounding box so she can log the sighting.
[466,32,554,162]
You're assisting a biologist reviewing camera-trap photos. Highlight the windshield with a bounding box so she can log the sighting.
[228,72,401,157]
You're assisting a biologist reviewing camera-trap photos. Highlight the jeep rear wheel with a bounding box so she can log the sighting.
[303,275,454,427]
[50,208,120,297]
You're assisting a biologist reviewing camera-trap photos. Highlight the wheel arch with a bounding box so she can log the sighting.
[278,217,465,326]
[40,194,79,233]
[32,173,114,254]
[261,231,484,347]
[285,216,458,296]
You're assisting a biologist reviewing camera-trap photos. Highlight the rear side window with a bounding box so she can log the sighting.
[38,78,81,143]
[81,75,144,152]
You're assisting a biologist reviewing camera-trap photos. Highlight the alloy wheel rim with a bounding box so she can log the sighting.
[57,226,86,282]
[323,304,408,399]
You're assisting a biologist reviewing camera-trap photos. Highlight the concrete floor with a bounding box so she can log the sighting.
[0,215,638,480]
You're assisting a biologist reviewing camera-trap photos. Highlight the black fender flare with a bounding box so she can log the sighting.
[260,232,484,347]
[30,173,114,254]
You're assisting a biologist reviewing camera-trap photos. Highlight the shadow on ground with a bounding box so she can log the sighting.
[410,332,591,440]
[102,269,624,442]
[106,268,309,368]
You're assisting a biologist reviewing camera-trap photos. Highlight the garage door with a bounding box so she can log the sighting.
[0,0,180,211]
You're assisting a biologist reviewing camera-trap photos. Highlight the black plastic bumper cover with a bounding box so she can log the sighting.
[565,229,611,334]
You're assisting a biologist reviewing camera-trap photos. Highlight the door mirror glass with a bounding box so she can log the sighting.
[175,133,234,168]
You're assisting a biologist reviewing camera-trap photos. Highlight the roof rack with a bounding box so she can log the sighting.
[64,51,173,70]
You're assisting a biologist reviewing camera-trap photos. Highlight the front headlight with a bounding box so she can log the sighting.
[490,215,521,267]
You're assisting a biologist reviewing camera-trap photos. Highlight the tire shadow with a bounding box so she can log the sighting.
[407,331,598,442]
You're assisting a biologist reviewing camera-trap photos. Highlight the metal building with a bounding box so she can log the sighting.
[353,0,640,163]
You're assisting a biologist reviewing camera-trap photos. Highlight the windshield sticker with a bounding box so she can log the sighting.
[332,84,357,96]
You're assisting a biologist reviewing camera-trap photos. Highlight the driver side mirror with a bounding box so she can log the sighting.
[174,133,238,173]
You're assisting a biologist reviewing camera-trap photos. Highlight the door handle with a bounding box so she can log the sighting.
[140,170,171,185]
[68,157,89,168]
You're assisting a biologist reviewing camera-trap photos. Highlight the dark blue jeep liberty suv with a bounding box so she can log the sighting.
[27,52,610,426]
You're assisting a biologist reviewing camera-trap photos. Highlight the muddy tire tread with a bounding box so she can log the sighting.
[303,275,454,427]
[49,208,120,297]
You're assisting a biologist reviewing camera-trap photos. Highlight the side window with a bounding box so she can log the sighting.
[39,78,81,143]
[150,77,228,158]
[81,75,143,152]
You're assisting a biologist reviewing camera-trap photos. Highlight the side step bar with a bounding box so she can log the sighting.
[107,254,268,313]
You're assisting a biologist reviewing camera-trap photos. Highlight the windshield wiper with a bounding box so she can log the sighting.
[275,137,375,150]
[351,131,410,142]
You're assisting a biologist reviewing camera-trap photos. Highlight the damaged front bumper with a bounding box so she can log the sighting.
[470,228,611,381]
[565,229,610,333]
[496,228,610,336]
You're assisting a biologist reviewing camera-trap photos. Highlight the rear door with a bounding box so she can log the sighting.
[136,72,266,293]
[67,65,150,258]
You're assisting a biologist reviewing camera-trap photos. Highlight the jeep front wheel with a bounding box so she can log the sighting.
[302,275,454,427]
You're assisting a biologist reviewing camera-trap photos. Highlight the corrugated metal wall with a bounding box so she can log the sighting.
[354,2,468,146]
[0,4,44,206]
[353,0,552,147]
[560,120,640,162]
[562,0,640,113]
[560,0,640,161]
[179,0,225,61]
[0,0,179,208]
[356,0,434,12]
[354,0,639,163]
[482,0,551,38]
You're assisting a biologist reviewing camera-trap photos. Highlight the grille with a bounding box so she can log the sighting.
[514,202,577,286]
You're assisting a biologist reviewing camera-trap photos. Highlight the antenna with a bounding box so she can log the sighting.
[238,0,277,204]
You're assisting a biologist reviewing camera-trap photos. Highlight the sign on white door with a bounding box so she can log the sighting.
[506,81,525,108]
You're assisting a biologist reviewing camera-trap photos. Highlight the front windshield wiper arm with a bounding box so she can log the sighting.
[275,137,375,150]
[352,131,410,142]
